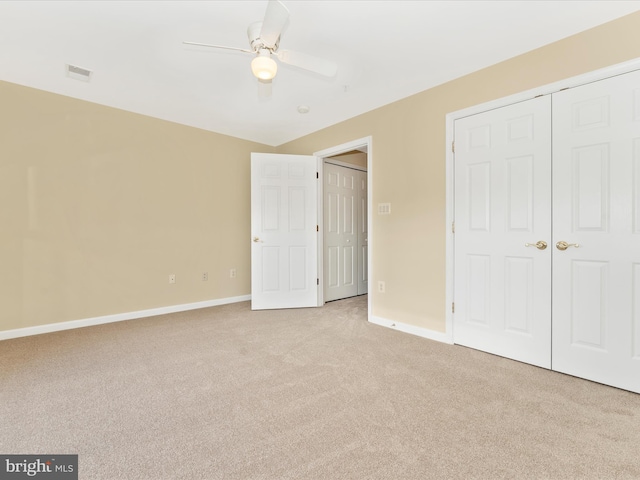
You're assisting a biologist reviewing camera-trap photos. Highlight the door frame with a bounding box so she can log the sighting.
[314,136,373,321]
[445,56,640,343]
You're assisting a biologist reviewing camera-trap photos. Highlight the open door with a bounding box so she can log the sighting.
[251,153,319,310]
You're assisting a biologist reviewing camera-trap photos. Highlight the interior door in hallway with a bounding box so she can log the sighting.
[357,169,368,296]
[551,69,640,393]
[453,96,552,368]
[324,163,359,302]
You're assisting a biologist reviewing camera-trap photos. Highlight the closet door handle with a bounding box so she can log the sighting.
[525,241,547,250]
[556,241,579,251]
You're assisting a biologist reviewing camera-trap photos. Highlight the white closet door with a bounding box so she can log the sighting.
[324,163,358,301]
[357,170,368,295]
[454,96,552,368]
[552,69,640,393]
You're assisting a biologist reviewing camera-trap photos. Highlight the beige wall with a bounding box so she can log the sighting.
[0,81,273,331]
[3,12,640,336]
[278,12,640,333]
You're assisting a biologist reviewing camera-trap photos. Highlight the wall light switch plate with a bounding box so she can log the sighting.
[378,203,391,215]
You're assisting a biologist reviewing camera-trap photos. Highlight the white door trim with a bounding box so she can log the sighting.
[314,136,373,321]
[446,56,640,342]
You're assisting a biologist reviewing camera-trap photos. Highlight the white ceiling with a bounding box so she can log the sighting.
[1,1,639,146]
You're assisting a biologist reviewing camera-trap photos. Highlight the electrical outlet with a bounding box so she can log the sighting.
[378,280,385,293]
[169,274,176,284]
[230,268,236,279]
[202,272,208,281]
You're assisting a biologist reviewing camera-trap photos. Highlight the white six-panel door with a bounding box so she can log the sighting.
[552,69,640,393]
[325,162,369,302]
[357,170,368,296]
[324,163,358,301]
[251,153,318,310]
[454,96,552,368]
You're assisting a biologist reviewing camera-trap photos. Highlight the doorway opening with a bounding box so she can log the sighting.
[314,136,372,321]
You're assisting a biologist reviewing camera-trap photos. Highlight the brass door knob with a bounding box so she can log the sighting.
[556,241,579,251]
[525,240,547,250]
[253,237,262,243]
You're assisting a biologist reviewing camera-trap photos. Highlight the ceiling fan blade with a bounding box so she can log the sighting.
[260,0,290,48]
[182,41,253,54]
[276,49,338,78]
[258,78,273,99]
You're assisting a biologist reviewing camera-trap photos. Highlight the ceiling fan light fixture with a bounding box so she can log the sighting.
[251,50,277,80]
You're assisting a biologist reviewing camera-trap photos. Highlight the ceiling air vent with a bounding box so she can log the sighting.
[66,64,92,82]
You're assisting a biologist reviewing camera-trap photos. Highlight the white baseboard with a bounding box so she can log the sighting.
[369,315,453,344]
[0,295,251,341]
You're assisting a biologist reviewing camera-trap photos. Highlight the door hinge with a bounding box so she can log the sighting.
[316,172,319,179]
[452,302,455,314]
[316,225,319,232]
[451,221,455,234]
[317,278,320,286]
[451,141,455,153]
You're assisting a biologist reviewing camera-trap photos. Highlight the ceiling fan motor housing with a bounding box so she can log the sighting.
[247,21,279,52]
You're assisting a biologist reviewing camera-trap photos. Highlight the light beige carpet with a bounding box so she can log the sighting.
[1,295,640,479]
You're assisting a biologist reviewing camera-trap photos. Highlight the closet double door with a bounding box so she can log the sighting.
[324,163,368,302]
[454,69,640,393]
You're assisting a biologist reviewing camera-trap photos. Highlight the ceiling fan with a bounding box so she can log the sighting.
[183,0,338,97]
